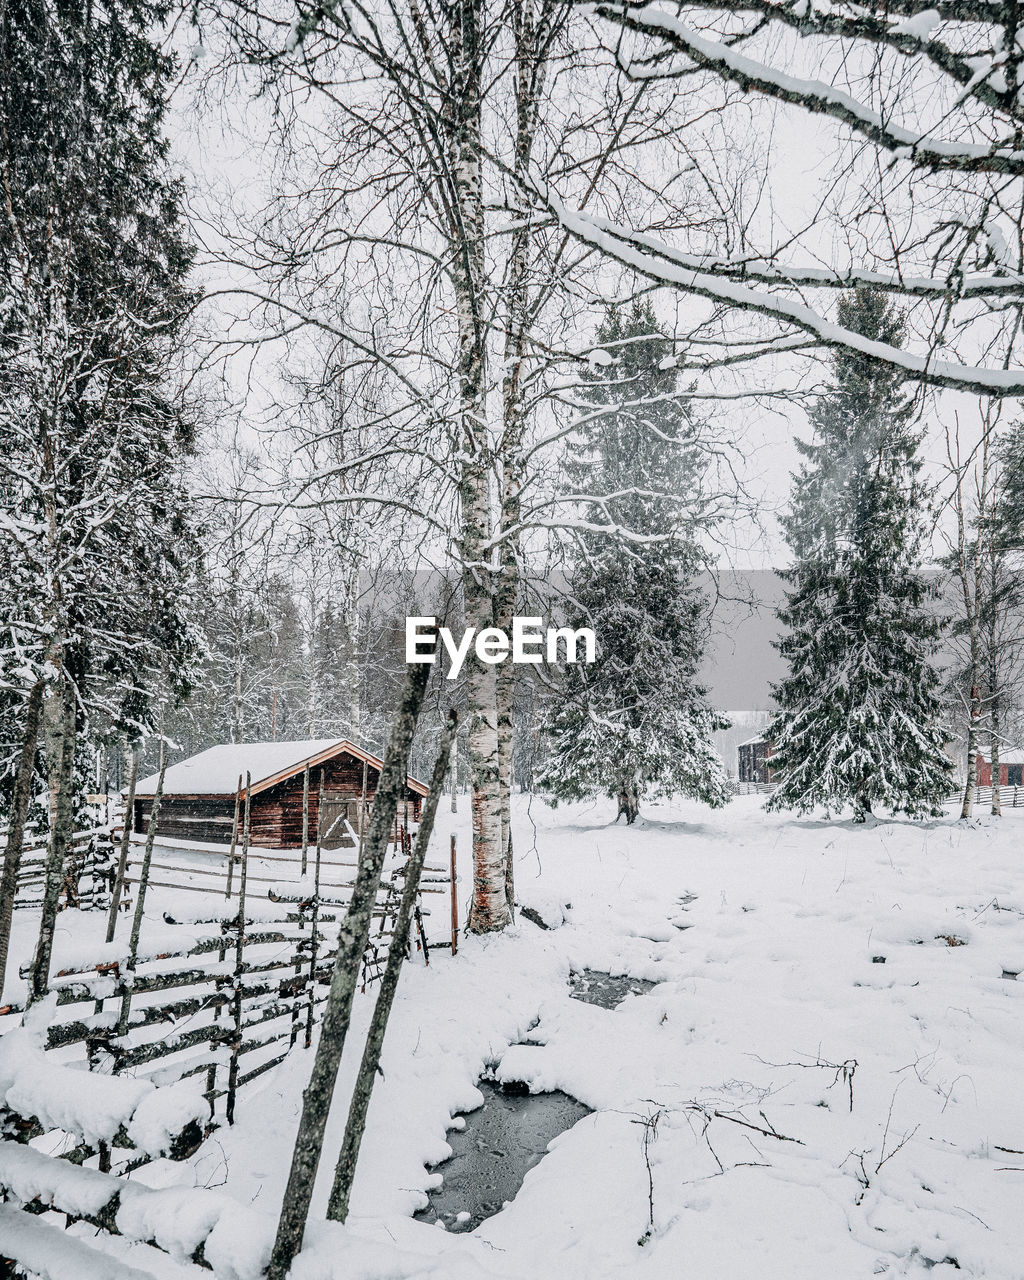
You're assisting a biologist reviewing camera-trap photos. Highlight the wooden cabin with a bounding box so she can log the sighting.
[737,735,775,786]
[975,748,1024,788]
[133,739,428,850]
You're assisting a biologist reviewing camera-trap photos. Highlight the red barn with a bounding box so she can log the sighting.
[133,739,427,850]
[975,749,1024,788]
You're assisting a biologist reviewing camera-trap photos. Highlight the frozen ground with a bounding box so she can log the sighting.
[17,795,1024,1278]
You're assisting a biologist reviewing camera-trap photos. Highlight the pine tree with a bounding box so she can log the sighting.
[536,301,730,822]
[767,290,951,821]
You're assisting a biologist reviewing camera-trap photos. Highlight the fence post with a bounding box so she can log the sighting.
[300,765,310,877]
[225,776,243,900]
[304,789,323,1051]
[116,751,167,1036]
[225,775,251,1125]
[450,834,458,956]
[105,749,139,943]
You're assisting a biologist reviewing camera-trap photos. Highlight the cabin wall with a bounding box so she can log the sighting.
[133,795,237,845]
[134,751,424,848]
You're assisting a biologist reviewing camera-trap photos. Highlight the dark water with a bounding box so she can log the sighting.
[414,1080,591,1232]
[569,968,657,1009]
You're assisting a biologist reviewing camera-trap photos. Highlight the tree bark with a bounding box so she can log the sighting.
[616,786,639,824]
[326,710,457,1222]
[104,748,139,942]
[267,652,434,1280]
[989,550,1002,817]
[29,678,77,1003]
[445,0,508,936]
[0,680,45,1002]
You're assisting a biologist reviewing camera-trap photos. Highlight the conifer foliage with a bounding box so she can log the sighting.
[0,0,200,747]
[536,302,729,823]
[767,290,951,821]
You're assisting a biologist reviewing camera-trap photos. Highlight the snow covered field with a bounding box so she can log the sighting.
[28,795,1024,1279]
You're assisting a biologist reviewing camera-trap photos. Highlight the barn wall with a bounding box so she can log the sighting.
[133,795,236,844]
[135,751,424,848]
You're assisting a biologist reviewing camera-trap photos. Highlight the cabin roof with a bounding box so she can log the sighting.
[135,739,429,799]
[737,735,770,748]
[978,748,1024,765]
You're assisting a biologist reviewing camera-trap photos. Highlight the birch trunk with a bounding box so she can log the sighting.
[445,0,508,935]
[29,677,77,1002]
[267,654,433,1280]
[326,711,457,1222]
[493,0,551,911]
[989,554,1002,816]
[0,680,45,1001]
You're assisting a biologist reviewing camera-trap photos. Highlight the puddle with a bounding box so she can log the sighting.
[569,968,657,1009]
[415,1080,591,1232]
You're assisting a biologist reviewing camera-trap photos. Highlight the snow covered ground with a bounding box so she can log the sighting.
[17,794,1024,1279]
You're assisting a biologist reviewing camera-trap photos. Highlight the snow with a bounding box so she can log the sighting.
[0,1206,155,1280]
[0,1001,207,1155]
[976,747,1024,764]
[890,9,941,40]
[7,794,1024,1280]
[127,1078,210,1157]
[0,1141,135,1218]
[135,739,348,796]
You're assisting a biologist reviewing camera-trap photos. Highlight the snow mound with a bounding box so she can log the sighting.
[0,1002,207,1156]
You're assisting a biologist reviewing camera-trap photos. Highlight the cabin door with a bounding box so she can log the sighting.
[319,795,357,849]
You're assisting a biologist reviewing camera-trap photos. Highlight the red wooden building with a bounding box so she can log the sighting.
[133,739,428,849]
[975,749,1024,788]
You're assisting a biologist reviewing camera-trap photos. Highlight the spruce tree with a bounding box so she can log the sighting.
[536,301,729,822]
[0,0,201,740]
[0,0,201,993]
[767,290,951,821]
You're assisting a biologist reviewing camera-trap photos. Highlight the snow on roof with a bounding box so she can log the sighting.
[135,739,429,798]
[978,748,1024,766]
[737,735,770,748]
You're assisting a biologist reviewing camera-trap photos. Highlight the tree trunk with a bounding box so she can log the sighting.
[962,678,981,819]
[446,0,508,936]
[267,654,434,1280]
[29,678,77,1003]
[989,551,1002,817]
[0,680,45,1002]
[616,786,639,825]
[326,711,457,1222]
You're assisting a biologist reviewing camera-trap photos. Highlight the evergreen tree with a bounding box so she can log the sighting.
[0,0,201,745]
[536,301,729,822]
[767,290,951,821]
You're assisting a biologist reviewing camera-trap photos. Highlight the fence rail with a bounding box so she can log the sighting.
[728,780,776,796]
[944,784,1024,808]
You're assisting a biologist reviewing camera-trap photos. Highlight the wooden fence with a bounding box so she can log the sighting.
[728,780,776,796]
[944,783,1024,808]
[8,825,116,911]
[1,823,459,1166]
